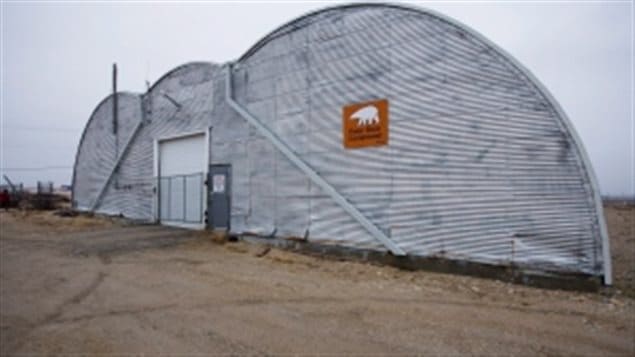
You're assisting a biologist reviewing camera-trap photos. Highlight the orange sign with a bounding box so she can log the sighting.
[342,99,389,149]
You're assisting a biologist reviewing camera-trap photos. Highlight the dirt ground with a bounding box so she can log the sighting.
[0,207,633,356]
[604,203,635,298]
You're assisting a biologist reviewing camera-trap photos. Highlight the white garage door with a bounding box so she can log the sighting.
[158,134,206,225]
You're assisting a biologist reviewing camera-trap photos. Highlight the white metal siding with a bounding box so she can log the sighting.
[159,134,206,177]
[72,93,141,213]
[220,5,606,276]
[73,63,217,220]
[73,5,609,279]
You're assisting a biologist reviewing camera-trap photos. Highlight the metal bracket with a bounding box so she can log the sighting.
[224,64,405,256]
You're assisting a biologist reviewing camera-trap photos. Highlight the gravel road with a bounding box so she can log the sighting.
[1,209,633,355]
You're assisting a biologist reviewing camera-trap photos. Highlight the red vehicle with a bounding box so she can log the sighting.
[0,189,10,209]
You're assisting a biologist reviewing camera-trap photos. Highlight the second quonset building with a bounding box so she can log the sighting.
[73,4,612,284]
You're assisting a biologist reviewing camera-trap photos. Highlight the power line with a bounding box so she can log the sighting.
[0,166,72,171]
[3,146,76,150]
[1,126,81,133]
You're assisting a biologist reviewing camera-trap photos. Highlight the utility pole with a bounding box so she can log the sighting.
[112,63,118,136]
[112,63,119,188]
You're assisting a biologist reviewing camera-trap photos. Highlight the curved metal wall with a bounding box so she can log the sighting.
[73,4,609,280]
[74,63,218,220]
[101,62,218,220]
[223,4,607,276]
[72,92,141,212]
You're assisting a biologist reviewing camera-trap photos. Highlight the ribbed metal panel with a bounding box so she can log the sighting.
[229,5,605,276]
[72,92,141,212]
[74,63,218,220]
[73,4,608,279]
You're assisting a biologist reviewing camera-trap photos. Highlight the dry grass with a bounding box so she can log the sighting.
[604,203,635,297]
[188,229,228,244]
[0,209,119,234]
[1,204,633,355]
[2,202,632,295]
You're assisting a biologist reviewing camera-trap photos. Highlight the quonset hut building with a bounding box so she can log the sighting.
[72,4,612,284]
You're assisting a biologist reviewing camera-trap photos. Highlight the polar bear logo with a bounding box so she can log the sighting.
[350,105,380,126]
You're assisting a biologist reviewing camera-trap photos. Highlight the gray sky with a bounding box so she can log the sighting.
[1,0,633,196]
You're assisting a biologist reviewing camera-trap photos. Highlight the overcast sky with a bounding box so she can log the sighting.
[1,0,633,196]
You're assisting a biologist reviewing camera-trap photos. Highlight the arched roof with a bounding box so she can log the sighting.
[73,62,219,203]
[238,3,466,62]
[72,3,611,284]
[71,91,140,204]
[234,2,611,283]
[147,61,219,93]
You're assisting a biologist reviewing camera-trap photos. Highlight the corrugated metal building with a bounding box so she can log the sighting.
[72,4,612,284]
